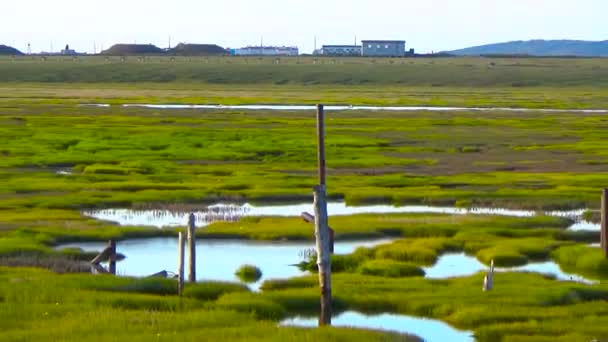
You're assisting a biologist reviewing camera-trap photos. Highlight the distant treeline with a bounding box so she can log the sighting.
[0,43,228,56]
[101,43,227,56]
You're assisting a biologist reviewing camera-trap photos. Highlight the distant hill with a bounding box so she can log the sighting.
[101,44,164,55]
[169,43,226,56]
[0,45,23,55]
[448,40,608,57]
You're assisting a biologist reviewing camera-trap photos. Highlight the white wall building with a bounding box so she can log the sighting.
[318,45,362,56]
[232,46,299,56]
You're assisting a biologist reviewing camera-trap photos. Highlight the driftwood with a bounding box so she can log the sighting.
[91,263,109,274]
[90,240,117,275]
[90,246,112,265]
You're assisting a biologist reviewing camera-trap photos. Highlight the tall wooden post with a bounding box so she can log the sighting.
[108,240,116,275]
[177,232,185,296]
[187,213,197,282]
[315,104,332,326]
[602,189,608,257]
[317,104,326,186]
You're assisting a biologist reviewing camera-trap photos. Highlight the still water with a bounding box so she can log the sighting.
[82,202,596,230]
[281,311,474,342]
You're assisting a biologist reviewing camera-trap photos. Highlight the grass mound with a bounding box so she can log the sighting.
[182,281,250,301]
[552,245,608,278]
[170,43,226,56]
[102,44,164,55]
[235,264,263,283]
[216,292,287,320]
[357,259,425,278]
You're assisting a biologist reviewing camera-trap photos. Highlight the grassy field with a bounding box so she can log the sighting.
[2,103,608,211]
[2,57,608,341]
[0,56,607,108]
[0,267,419,341]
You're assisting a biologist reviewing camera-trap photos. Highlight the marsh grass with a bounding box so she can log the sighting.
[2,103,608,216]
[0,267,418,341]
[2,56,608,341]
[235,264,263,283]
[357,260,425,278]
[262,272,608,341]
[551,245,608,278]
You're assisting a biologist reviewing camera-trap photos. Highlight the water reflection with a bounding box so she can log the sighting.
[424,253,595,284]
[57,237,394,290]
[120,103,608,114]
[82,202,597,230]
[281,311,474,342]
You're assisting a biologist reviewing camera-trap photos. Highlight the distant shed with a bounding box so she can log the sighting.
[362,40,406,57]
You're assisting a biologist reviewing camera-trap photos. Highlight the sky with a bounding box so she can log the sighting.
[1,0,606,54]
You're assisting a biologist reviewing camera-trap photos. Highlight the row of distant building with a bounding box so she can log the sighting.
[231,40,413,57]
[13,39,414,57]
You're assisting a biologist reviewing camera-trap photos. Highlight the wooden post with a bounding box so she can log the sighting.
[483,259,494,291]
[317,104,326,186]
[315,104,331,326]
[108,240,116,275]
[301,212,334,254]
[602,189,608,257]
[329,228,334,254]
[187,213,197,282]
[314,186,332,326]
[177,232,185,296]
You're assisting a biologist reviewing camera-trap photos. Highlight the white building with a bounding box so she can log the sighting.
[231,46,299,56]
[318,45,362,56]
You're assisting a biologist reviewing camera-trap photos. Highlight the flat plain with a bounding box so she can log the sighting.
[1,56,608,342]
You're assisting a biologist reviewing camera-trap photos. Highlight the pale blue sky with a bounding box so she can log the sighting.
[2,0,605,54]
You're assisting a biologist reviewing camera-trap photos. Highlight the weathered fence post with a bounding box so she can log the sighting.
[602,189,608,257]
[483,259,495,291]
[314,186,332,326]
[187,213,197,282]
[301,212,334,254]
[177,232,185,296]
[317,105,326,186]
[315,104,332,326]
[108,240,116,275]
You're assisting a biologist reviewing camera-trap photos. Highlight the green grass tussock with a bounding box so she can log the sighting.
[551,245,608,278]
[357,260,425,278]
[235,264,263,283]
[215,292,287,320]
[182,281,250,301]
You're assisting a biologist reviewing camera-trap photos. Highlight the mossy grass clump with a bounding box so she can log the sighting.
[357,259,425,278]
[215,292,286,320]
[104,277,178,295]
[582,209,601,223]
[235,264,263,283]
[552,245,608,278]
[183,281,250,301]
